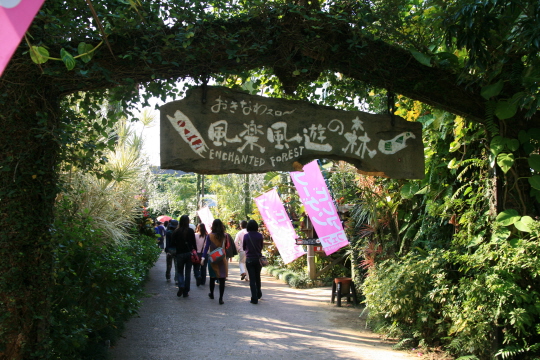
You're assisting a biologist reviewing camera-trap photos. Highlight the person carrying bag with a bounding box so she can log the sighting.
[200,219,231,305]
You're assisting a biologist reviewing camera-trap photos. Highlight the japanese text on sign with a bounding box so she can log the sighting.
[290,160,349,255]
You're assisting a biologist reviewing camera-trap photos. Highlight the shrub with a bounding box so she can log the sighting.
[362,249,450,345]
[443,236,540,359]
[288,272,309,288]
[48,216,160,359]
[265,265,309,288]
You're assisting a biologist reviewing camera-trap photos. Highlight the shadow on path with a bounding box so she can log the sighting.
[110,253,415,360]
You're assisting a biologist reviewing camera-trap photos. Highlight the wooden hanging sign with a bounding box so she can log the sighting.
[160,86,424,178]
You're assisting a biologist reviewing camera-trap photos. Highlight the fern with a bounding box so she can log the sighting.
[485,100,499,136]
[496,343,540,359]
[496,346,526,359]
[392,337,415,350]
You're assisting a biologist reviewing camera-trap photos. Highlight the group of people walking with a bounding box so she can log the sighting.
[162,217,265,305]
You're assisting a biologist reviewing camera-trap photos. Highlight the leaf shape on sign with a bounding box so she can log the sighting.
[497,153,514,173]
[496,209,520,226]
[60,48,76,70]
[528,154,540,172]
[480,80,504,100]
[514,216,534,232]
[30,46,49,64]
[529,175,540,190]
[410,50,432,67]
[495,100,517,120]
[77,42,94,63]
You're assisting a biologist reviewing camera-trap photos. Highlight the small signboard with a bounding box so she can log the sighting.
[160,86,424,179]
[296,238,321,246]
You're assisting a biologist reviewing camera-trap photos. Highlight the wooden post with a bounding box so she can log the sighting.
[307,245,316,280]
[301,216,317,280]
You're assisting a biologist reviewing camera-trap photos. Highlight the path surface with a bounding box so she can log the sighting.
[110,253,415,360]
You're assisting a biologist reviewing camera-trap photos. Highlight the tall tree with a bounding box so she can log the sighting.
[1,0,538,358]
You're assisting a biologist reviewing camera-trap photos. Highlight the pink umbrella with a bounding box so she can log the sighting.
[157,215,172,222]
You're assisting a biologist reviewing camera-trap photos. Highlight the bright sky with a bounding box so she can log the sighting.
[132,98,163,166]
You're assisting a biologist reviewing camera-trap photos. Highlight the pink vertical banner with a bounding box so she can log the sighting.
[291,160,349,255]
[197,206,214,233]
[255,189,305,264]
[0,0,47,76]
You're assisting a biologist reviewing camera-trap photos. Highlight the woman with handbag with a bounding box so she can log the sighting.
[193,223,208,286]
[200,219,230,305]
[171,215,197,298]
[243,220,264,304]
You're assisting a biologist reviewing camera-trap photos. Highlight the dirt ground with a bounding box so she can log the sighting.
[110,253,421,360]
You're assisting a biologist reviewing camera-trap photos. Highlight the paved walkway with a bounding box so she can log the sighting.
[110,253,415,360]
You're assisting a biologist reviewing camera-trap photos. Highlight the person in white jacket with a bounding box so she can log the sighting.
[234,220,249,281]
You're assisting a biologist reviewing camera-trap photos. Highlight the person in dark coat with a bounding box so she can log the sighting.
[164,219,178,282]
[171,215,197,298]
[243,220,264,304]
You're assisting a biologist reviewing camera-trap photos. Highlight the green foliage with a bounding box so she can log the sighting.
[147,173,198,218]
[325,161,358,205]
[265,265,310,289]
[207,173,266,222]
[362,249,451,345]
[48,209,160,359]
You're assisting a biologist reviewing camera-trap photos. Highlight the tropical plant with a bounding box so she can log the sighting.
[147,173,198,218]
[58,110,151,243]
[49,205,160,359]
[208,173,265,221]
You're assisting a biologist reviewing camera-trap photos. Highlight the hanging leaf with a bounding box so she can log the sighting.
[528,154,540,172]
[60,48,76,70]
[505,138,520,151]
[518,130,530,144]
[491,227,511,243]
[529,175,540,190]
[497,153,514,173]
[496,209,520,226]
[490,136,505,157]
[448,158,459,169]
[495,100,517,120]
[77,42,94,63]
[434,52,459,67]
[449,141,461,152]
[480,80,504,100]
[467,232,484,248]
[514,216,534,232]
[400,182,419,199]
[30,46,49,64]
[410,50,432,67]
